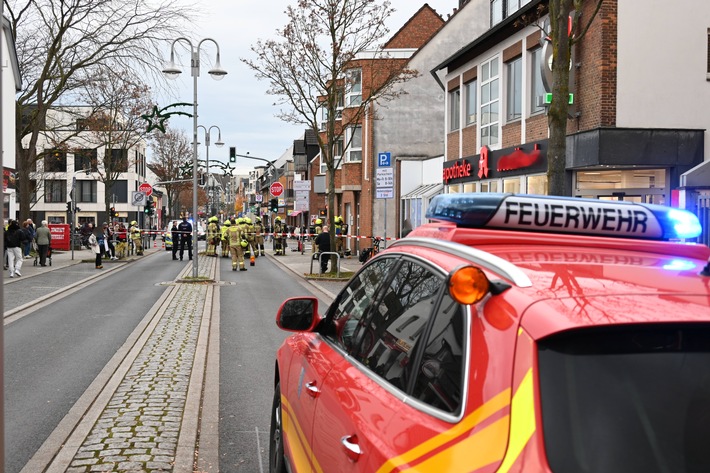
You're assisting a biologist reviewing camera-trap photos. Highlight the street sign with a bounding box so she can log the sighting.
[270,182,284,197]
[376,188,394,199]
[376,168,394,188]
[132,191,146,206]
[378,152,391,167]
[139,182,153,196]
[294,180,311,191]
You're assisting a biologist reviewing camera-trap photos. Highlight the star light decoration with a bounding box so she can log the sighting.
[141,103,193,133]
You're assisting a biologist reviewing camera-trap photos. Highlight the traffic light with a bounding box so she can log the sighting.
[270,198,278,213]
[144,200,154,216]
[67,201,73,212]
[229,146,236,163]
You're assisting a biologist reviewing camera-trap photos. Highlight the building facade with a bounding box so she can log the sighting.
[435,0,709,239]
[2,15,22,221]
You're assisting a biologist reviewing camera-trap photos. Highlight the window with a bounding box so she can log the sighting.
[319,141,344,174]
[530,48,546,114]
[345,68,362,107]
[44,179,67,203]
[106,148,128,173]
[44,149,66,172]
[480,56,500,147]
[77,180,97,203]
[507,56,522,121]
[352,259,444,391]
[493,0,531,26]
[325,257,400,354]
[106,180,129,203]
[410,293,466,414]
[449,88,461,131]
[345,126,362,163]
[465,80,477,125]
[30,180,38,204]
[75,149,98,172]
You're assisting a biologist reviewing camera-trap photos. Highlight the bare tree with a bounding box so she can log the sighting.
[148,127,192,219]
[545,0,603,195]
[243,0,417,256]
[5,0,195,218]
[74,69,154,217]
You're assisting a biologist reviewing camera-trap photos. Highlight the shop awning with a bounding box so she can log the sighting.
[402,183,443,199]
[288,210,301,217]
[681,160,710,187]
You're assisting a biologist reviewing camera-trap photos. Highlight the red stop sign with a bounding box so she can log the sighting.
[270,182,284,197]
[139,182,153,196]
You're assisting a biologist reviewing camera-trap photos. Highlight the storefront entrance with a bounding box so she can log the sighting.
[574,169,668,205]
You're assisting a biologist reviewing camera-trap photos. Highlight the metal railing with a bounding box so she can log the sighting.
[310,251,341,277]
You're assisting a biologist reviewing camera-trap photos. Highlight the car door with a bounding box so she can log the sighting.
[311,257,449,470]
[283,256,399,472]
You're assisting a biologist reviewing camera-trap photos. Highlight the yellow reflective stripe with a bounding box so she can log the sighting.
[497,369,536,473]
[376,389,511,473]
[281,396,324,473]
[400,415,510,472]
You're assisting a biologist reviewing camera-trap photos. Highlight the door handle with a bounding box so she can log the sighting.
[305,381,320,398]
[341,435,362,462]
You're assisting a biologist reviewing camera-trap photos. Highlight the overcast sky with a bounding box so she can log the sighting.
[156,0,457,176]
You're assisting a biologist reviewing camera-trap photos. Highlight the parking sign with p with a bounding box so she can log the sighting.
[378,152,391,167]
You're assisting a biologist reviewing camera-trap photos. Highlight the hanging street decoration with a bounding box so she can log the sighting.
[141,103,193,133]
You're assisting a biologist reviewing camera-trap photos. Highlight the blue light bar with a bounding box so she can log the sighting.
[426,193,703,241]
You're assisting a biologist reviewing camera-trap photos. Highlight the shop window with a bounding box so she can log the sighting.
[506,57,522,121]
[526,174,547,195]
[481,181,499,193]
[480,56,500,147]
[450,88,461,131]
[503,177,521,193]
[530,48,546,115]
[465,80,477,125]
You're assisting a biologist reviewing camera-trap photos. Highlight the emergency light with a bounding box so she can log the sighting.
[426,193,703,241]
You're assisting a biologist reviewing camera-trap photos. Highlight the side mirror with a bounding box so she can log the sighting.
[276,297,320,332]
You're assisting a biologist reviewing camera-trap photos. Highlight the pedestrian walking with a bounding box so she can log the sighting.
[4,220,24,277]
[178,214,193,260]
[254,217,265,256]
[274,217,285,255]
[35,220,52,267]
[220,219,231,257]
[206,216,219,256]
[88,228,103,269]
[315,225,331,273]
[23,219,36,258]
[312,218,323,255]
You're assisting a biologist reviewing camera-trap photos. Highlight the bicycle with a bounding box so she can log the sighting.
[358,236,383,264]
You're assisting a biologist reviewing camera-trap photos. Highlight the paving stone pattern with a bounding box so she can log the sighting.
[66,257,214,472]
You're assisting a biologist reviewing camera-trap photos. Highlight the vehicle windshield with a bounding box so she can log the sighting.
[538,325,710,473]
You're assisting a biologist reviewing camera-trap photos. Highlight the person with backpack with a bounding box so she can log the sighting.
[4,220,25,277]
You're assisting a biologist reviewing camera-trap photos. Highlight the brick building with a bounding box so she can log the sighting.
[435,0,709,236]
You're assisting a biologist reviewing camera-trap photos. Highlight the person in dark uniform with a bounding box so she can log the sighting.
[314,225,331,273]
[178,214,193,260]
[170,220,180,260]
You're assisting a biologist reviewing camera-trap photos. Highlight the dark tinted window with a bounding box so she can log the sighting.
[325,257,398,354]
[410,293,466,414]
[538,325,710,473]
[353,259,443,391]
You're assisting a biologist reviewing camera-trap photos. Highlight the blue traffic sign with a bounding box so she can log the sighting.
[378,152,391,167]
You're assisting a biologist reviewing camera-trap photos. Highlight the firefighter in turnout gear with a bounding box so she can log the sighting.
[254,217,265,256]
[273,217,285,255]
[245,217,257,263]
[313,218,323,255]
[220,219,231,257]
[334,216,344,256]
[227,218,247,271]
[129,221,143,255]
[206,216,220,256]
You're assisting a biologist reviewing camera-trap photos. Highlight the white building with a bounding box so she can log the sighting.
[2,15,22,221]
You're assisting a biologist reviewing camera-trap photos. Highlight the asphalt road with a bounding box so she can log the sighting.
[4,254,184,473]
[217,254,335,472]
[3,247,337,473]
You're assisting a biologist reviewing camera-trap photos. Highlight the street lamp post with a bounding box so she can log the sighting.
[197,125,224,217]
[163,37,227,277]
